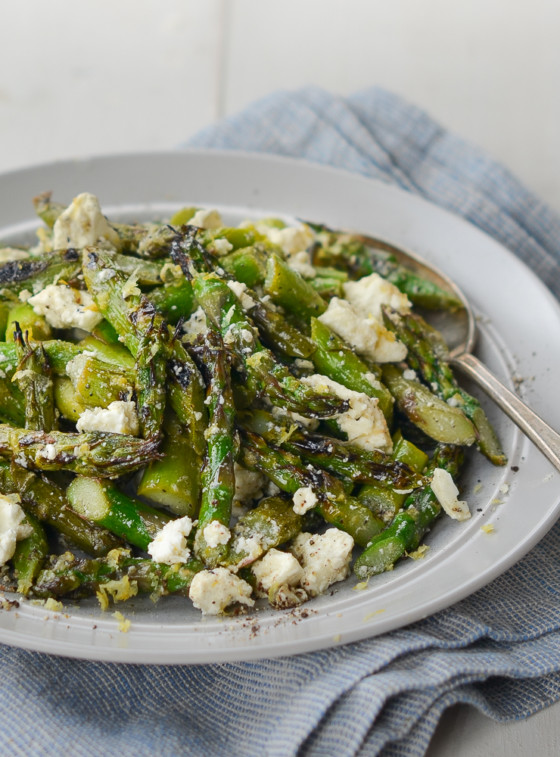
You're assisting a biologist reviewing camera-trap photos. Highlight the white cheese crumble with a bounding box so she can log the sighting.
[259,223,315,257]
[233,463,266,503]
[76,400,139,436]
[226,280,256,311]
[52,192,119,249]
[342,272,411,321]
[147,516,194,565]
[189,208,223,230]
[182,306,208,341]
[64,351,97,387]
[266,481,281,497]
[0,247,29,263]
[42,443,57,461]
[431,468,471,521]
[287,250,316,279]
[293,358,315,372]
[292,487,319,515]
[251,548,304,597]
[239,328,253,344]
[28,284,103,331]
[291,529,354,597]
[212,238,234,256]
[0,493,33,567]
[203,520,231,548]
[189,567,254,615]
[318,297,407,363]
[301,374,392,453]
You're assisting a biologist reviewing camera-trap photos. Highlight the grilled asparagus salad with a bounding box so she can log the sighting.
[0,192,506,616]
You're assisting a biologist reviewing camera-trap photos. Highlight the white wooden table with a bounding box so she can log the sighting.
[1,2,559,752]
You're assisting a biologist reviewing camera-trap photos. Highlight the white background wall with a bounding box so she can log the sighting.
[1,0,559,210]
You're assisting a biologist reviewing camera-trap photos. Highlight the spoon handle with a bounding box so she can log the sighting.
[453,352,560,472]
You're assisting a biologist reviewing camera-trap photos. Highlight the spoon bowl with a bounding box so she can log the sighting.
[356,233,560,472]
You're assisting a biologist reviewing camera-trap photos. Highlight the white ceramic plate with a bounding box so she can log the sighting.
[0,151,558,664]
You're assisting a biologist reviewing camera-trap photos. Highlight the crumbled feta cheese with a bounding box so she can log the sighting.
[0,247,29,263]
[76,400,139,436]
[182,306,208,341]
[29,284,103,331]
[233,463,266,503]
[319,297,407,363]
[287,250,316,278]
[64,351,97,387]
[292,486,319,515]
[251,548,304,597]
[240,328,253,344]
[291,529,354,596]
[403,368,417,381]
[301,374,392,453]
[259,223,314,256]
[293,359,315,372]
[233,463,267,502]
[18,289,32,302]
[189,567,254,614]
[431,468,471,521]
[343,273,411,321]
[52,192,119,249]
[266,481,281,497]
[0,493,33,567]
[147,516,194,565]
[226,280,256,311]
[212,238,234,256]
[42,443,57,461]
[203,520,231,548]
[189,208,223,230]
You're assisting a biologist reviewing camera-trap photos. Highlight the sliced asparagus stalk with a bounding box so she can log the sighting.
[67,477,171,551]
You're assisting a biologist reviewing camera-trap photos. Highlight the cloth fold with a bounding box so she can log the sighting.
[1,87,559,757]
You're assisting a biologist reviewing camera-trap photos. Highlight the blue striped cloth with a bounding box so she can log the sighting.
[1,87,560,756]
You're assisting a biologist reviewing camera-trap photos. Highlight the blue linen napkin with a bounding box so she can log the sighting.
[1,87,560,757]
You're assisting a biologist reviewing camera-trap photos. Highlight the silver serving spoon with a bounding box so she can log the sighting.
[357,234,560,472]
